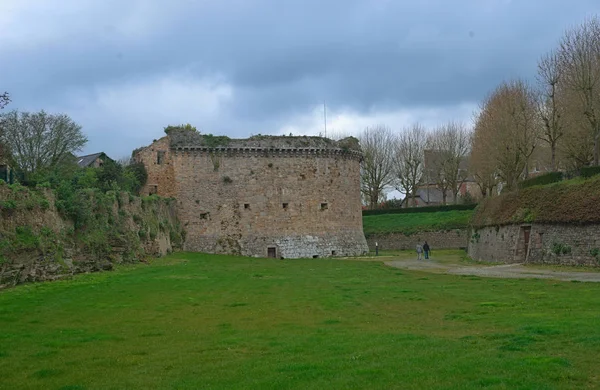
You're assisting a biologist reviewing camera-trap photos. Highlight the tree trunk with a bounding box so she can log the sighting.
[551,140,556,172]
[594,131,600,166]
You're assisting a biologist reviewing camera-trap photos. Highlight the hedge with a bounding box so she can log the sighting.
[581,166,600,178]
[362,203,477,216]
[518,172,563,189]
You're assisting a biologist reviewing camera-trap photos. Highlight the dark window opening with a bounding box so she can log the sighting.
[312,255,319,259]
[331,250,337,256]
[244,203,250,209]
[267,247,277,258]
[320,202,328,210]
[282,203,289,210]
[157,151,166,165]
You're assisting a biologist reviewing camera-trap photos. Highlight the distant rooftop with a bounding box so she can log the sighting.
[77,152,106,168]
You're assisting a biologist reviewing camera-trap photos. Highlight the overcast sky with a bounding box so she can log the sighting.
[1,0,599,158]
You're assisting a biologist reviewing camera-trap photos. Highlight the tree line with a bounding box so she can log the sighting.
[0,104,147,195]
[360,15,600,208]
[358,122,471,210]
[472,16,600,193]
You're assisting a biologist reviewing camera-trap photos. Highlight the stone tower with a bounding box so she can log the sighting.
[135,129,368,258]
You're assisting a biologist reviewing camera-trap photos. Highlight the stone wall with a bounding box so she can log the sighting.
[136,133,368,258]
[468,224,600,266]
[0,186,183,288]
[137,137,177,198]
[366,229,468,252]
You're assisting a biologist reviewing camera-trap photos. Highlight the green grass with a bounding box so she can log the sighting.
[1,252,600,389]
[363,210,473,236]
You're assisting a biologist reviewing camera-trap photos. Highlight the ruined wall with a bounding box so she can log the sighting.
[468,224,600,266]
[366,229,468,251]
[0,185,184,288]
[137,137,177,198]
[137,133,368,258]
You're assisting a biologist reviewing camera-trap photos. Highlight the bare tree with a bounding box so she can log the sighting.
[470,119,498,197]
[558,16,600,165]
[427,121,471,204]
[392,124,427,207]
[473,80,539,192]
[559,87,596,169]
[358,125,395,209]
[536,50,564,171]
[0,110,87,174]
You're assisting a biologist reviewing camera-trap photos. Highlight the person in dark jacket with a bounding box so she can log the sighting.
[423,241,430,259]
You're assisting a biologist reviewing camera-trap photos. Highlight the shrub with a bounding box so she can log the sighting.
[581,166,600,178]
[0,200,16,210]
[362,203,476,216]
[551,242,572,256]
[518,172,563,189]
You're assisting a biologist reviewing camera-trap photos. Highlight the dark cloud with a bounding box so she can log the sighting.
[1,0,599,156]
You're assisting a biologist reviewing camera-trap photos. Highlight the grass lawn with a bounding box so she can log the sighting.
[2,252,600,389]
[363,210,473,236]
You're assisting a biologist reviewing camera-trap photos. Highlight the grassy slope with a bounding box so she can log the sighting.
[472,175,600,227]
[1,252,600,389]
[363,210,473,236]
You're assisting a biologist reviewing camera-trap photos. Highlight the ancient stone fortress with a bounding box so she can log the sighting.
[135,129,369,258]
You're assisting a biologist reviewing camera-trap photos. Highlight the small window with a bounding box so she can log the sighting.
[320,202,328,210]
[267,247,277,258]
[244,203,250,209]
[282,203,289,210]
[157,151,166,165]
[312,255,319,259]
[331,250,337,256]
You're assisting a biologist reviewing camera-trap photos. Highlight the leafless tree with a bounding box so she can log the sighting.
[392,123,427,207]
[558,16,600,165]
[473,80,539,192]
[470,118,498,197]
[536,50,564,171]
[426,121,471,204]
[0,110,87,174]
[559,87,596,169]
[358,125,395,209]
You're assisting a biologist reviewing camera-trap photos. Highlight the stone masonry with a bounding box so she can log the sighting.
[135,131,369,258]
[468,224,600,266]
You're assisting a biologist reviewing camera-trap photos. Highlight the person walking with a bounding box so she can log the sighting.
[416,243,423,260]
[423,241,430,260]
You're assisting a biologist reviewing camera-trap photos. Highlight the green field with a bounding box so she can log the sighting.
[1,251,600,389]
[363,210,473,236]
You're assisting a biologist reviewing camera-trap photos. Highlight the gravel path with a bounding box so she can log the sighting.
[384,258,600,282]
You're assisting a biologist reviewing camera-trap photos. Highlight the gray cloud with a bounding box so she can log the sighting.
[1,0,599,157]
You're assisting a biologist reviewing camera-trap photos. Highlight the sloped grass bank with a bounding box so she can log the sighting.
[363,210,473,236]
[1,252,600,389]
[472,175,600,227]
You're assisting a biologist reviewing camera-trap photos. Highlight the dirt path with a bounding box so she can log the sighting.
[383,258,600,282]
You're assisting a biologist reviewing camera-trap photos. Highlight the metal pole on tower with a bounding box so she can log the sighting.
[324,101,327,138]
